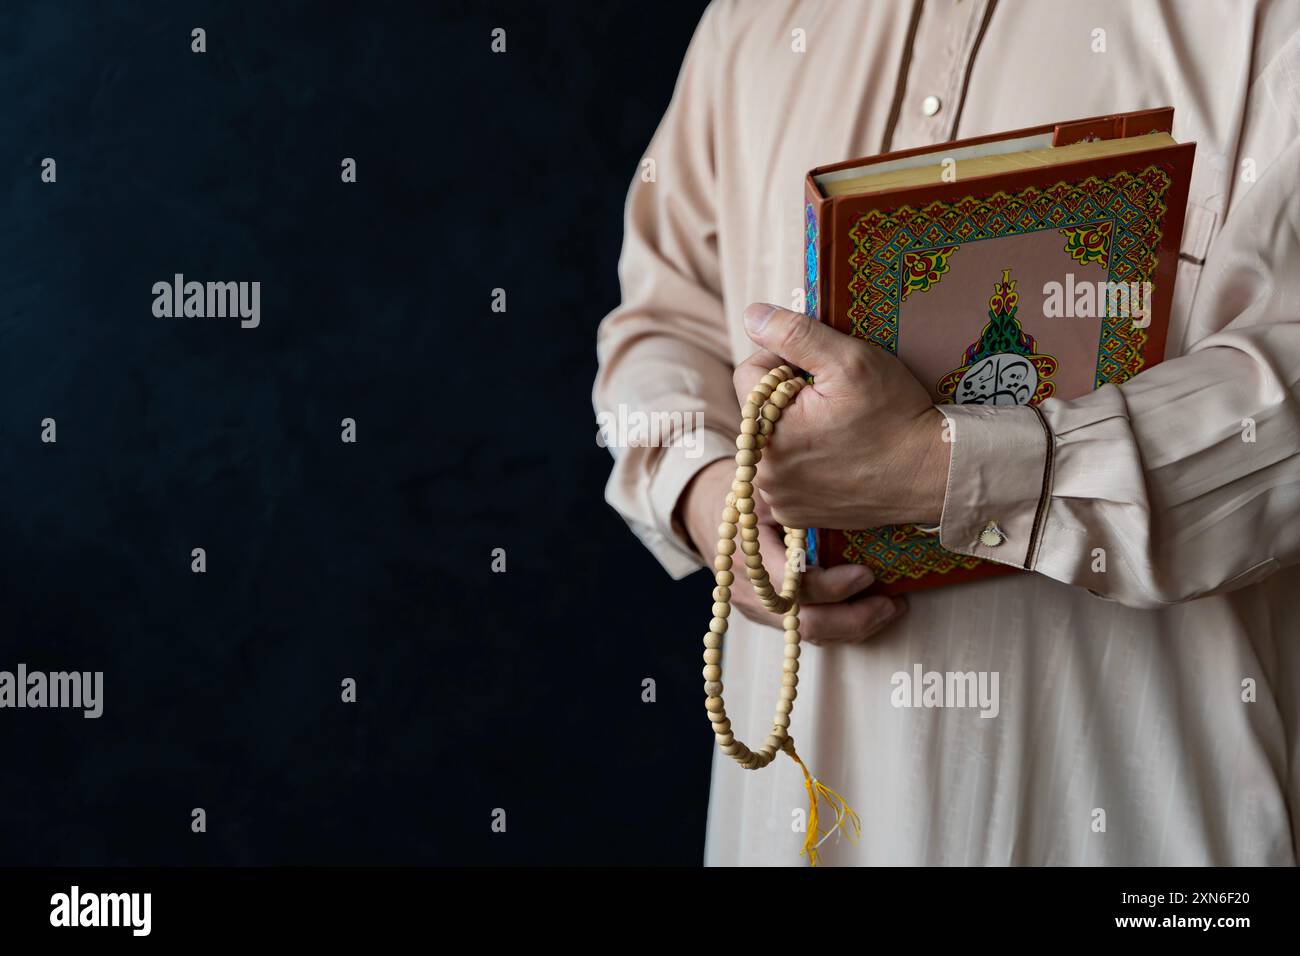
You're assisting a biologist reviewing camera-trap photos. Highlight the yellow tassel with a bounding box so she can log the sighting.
[782,737,862,866]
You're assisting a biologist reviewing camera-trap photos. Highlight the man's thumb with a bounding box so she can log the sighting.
[743,303,839,374]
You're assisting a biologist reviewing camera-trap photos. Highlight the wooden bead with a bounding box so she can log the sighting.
[702,664,721,681]
[782,658,799,674]
[716,538,735,556]
[740,418,758,435]
[703,633,722,649]
[736,466,756,482]
[704,680,723,696]
[784,644,800,659]
[735,497,754,514]
[762,404,781,421]
[712,586,730,602]
[776,699,793,714]
[738,512,758,528]
[760,374,782,389]
[769,390,791,409]
[732,480,753,497]
[764,734,784,752]
[715,570,734,587]
[781,672,797,686]
[783,615,799,630]
[711,602,730,619]
[709,710,729,724]
[757,418,773,436]
[705,696,724,712]
[784,630,799,644]
[741,402,759,419]
[772,713,790,728]
[715,733,734,747]
[709,617,727,634]
[736,434,756,450]
[718,522,737,540]
[751,383,773,399]
[712,554,732,572]
[740,539,760,556]
[736,450,757,467]
[780,686,797,701]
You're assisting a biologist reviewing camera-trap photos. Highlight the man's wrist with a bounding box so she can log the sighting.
[903,407,951,527]
[673,458,733,559]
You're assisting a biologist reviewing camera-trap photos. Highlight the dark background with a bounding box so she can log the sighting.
[0,0,713,865]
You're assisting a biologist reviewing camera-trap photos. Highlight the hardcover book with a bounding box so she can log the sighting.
[803,107,1194,594]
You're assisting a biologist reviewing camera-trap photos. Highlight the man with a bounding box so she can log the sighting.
[594,0,1300,864]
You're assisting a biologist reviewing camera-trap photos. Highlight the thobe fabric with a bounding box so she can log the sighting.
[593,0,1300,865]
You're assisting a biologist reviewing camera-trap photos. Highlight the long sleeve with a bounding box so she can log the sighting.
[936,45,1300,609]
[593,2,738,579]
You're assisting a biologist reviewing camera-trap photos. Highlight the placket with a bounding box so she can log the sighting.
[889,0,993,150]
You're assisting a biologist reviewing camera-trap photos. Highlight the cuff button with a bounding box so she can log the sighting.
[978,521,1005,548]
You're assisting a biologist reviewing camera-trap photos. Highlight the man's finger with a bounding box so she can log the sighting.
[739,522,875,606]
[797,563,875,605]
[799,594,905,645]
[732,347,785,405]
[743,302,843,376]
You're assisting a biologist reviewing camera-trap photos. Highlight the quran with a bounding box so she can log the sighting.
[802,107,1194,594]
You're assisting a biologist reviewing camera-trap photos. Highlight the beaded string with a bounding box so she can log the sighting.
[703,363,862,866]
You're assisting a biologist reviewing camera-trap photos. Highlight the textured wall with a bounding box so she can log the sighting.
[0,0,712,865]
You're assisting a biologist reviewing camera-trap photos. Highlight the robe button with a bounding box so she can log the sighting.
[921,95,942,117]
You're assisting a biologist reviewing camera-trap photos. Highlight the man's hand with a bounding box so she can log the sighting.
[732,302,951,532]
[677,458,904,644]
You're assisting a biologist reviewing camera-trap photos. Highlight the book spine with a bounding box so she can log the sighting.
[803,176,830,327]
[803,177,832,568]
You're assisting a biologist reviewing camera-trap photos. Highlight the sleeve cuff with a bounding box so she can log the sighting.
[933,403,1053,570]
[642,428,736,580]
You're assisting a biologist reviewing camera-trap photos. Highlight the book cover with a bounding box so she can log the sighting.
[803,108,1195,594]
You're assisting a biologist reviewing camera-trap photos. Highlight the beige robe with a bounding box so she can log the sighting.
[593,0,1300,865]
